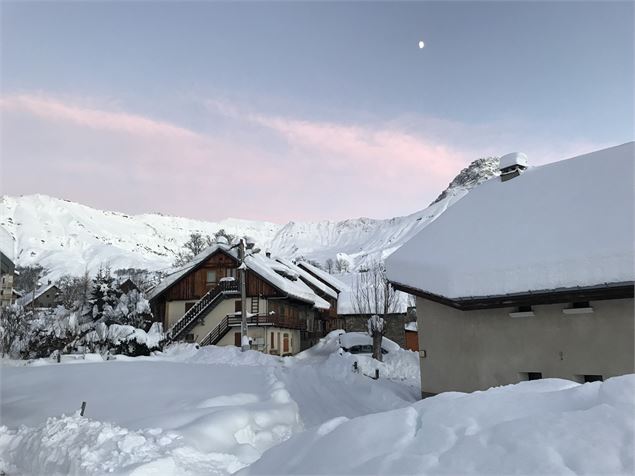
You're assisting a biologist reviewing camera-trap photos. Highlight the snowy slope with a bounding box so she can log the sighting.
[0,157,498,280]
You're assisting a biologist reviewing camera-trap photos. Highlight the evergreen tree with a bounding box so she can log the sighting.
[87,266,120,324]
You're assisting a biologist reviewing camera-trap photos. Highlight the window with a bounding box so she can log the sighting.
[520,372,543,381]
[235,300,242,312]
[270,332,275,348]
[583,375,603,383]
[206,271,216,284]
[563,301,594,315]
[226,268,237,279]
[185,334,195,343]
[509,305,534,318]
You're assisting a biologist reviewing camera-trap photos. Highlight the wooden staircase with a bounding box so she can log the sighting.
[167,280,239,342]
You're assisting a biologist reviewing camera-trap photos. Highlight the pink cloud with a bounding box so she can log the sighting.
[5,93,607,223]
[259,116,465,180]
[0,94,198,140]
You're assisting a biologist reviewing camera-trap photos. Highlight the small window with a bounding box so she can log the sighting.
[572,301,590,309]
[518,305,532,313]
[226,268,237,279]
[520,372,543,381]
[270,332,275,348]
[206,271,216,284]
[185,333,195,343]
[583,375,603,383]
[235,300,242,312]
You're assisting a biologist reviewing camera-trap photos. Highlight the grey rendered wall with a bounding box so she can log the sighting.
[417,297,634,394]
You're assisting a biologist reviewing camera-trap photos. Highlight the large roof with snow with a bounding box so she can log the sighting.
[297,261,349,293]
[148,244,330,310]
[386,142,635,301]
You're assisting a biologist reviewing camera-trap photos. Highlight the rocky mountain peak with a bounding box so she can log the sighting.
[431,156,500,205]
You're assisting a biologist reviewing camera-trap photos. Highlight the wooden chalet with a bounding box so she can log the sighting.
[148,245,339,355]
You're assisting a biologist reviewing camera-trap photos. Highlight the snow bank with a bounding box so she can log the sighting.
[243,375,635,475]
[1,361,301,475]
[4,336,630,476]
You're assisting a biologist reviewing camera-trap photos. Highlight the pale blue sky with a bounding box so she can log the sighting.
[1,1,633,221]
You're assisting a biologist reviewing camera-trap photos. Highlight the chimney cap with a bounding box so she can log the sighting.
[499,152,528,170]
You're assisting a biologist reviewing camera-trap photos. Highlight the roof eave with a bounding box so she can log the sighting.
[390,280,635,310]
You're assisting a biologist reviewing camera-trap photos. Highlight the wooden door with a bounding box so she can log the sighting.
[234,332,241,347]
[405,331,419,352]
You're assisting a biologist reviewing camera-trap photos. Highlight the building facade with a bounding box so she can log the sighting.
[149,245,338,354]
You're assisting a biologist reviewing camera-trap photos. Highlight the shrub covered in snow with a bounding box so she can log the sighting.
[6,268,162,360]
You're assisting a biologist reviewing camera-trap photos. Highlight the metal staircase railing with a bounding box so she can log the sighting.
[199,312,307,347]
[199,315,230,346]
[167,280,239,341]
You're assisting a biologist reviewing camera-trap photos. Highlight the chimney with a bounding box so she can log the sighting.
[499,152,528,182]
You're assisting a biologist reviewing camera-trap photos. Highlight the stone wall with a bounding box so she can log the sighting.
[342,313,413,348]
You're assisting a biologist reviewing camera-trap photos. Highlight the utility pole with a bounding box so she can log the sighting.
[239,238,249,352]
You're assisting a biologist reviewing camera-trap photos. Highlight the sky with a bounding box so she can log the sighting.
[1,1,633,223]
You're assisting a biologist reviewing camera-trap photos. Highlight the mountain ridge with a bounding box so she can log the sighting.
[0,157,499,280]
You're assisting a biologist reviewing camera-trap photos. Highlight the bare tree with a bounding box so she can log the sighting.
[325,258,335,274]
[174,231,237,267]
[351,261,398,361]
[14,265,47,292]
[335,257,350,273]
[212,229,236,245]
[184,233,208,256]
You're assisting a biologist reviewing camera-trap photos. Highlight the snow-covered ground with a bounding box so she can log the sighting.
[1,333,633,475]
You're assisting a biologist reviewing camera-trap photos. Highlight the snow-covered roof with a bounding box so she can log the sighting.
[297,261,349,293]
[499,152,528,169]
[17,283,58,307]
[246,254,330,310]
[148,244,330,310]
[386,142,635,300]
[275,257,338,300]
[332,272,410,315]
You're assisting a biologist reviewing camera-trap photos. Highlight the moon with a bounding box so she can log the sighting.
[418,40,425,49]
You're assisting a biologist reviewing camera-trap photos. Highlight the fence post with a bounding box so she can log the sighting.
[80,401,87,416]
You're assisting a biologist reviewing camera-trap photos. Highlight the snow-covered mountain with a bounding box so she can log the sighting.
[0,157,499,280]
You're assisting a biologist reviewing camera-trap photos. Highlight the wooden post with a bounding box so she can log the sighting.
[80,401,87,416]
